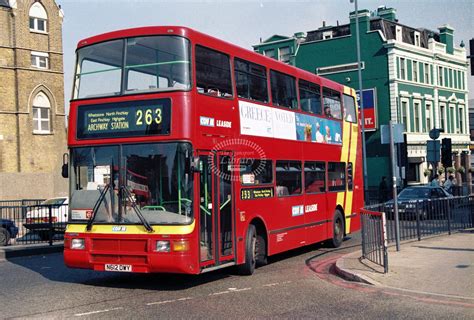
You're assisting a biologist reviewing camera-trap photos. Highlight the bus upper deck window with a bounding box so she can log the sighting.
[323,88,342,120]
[195,46,233,98]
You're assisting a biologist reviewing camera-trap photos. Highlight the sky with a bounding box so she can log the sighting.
[58,0,473,108]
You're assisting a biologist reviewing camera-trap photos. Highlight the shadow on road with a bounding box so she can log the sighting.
[6,234,361,291]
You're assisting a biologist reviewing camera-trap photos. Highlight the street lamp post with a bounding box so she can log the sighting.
[351,0,369,202]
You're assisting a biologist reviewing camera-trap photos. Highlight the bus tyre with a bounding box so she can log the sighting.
[256,233,267,267]
[237,224,257,275]
[329,210,344,248]
[0,227,10,246]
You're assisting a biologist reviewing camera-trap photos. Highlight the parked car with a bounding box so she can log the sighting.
[384,186,452,220]
[0,218,19,246]
[24,197,68,240]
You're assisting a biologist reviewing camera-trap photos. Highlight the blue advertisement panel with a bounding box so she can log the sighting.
[295,113,342,145]
[356,88,377,131]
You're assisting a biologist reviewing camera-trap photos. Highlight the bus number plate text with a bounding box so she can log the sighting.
[105,264,132,272]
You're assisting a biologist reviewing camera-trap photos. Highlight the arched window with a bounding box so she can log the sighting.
[29,2,48,33]
[32,92,51,133]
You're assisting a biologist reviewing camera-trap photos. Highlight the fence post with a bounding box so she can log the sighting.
[447,198,452,235]
[361,214,366,258]
[415,200,421,241]
[381,211,388,273]
[48,205,53,246]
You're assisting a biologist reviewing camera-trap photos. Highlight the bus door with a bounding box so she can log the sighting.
[197,151,235,268]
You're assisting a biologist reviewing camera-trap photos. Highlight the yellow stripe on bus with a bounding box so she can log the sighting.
[342,87,358,233]
[66,221,195,235]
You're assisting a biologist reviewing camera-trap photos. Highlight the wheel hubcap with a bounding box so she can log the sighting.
[251,236,257,265]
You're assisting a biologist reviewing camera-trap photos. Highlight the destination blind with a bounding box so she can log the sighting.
[77,99,171,139]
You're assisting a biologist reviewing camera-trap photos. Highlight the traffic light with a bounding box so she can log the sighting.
[441,138,452,168]
[397,134,408,167]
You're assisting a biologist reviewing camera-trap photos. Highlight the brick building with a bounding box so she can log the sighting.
[0,0,67,199]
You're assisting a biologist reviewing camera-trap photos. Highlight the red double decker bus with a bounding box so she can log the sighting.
[64,26,363,275]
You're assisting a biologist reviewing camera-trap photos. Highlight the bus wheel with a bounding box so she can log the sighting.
[329,210,344,248]
[237,224,257,275]
[256,232,267,267]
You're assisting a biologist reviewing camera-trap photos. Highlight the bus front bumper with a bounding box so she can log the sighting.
[63,233,199,274]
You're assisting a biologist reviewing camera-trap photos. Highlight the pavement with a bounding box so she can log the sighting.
[335,231,474,300]
[0,242,63,261]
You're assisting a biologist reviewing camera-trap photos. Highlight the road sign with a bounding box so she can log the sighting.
[427,140,440,162]
[429,128,440,140]
[381,123,404,144]
[356,88,377,131]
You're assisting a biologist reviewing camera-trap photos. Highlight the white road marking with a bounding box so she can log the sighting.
[263,283,280,287]
[209,287,252,296]
[209,290,230,296]
[147,297,193,306]
[147,300,175,306]
[74,307,123,317]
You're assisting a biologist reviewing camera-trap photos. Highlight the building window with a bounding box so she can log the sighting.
[413,61,418,82]
[449,69,453,88]
[264,49,275,59]
[459,107,464,134]
[400,58,406,79]
[439,104,446,131]
[278,47,291,63]
[453,70,458,89]
[401,100,409,131]
[31,52,49,69]
[32,92,51,134]
[414,32,421,46]
[425,102,432,132]
[424,63,430,84]
[29,2,48,33]
[438,66,443,86]
[413,101,421,132]
[449,104,455,133]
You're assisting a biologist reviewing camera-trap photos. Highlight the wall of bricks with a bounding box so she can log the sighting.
[0,0,67,199]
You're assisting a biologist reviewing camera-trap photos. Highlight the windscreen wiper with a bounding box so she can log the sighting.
[121,186,154,233]
[86,184,110,231]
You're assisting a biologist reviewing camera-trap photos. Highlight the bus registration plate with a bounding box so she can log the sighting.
[105,264,132,272]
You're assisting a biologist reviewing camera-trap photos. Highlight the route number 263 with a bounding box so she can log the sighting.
[136,108,162,126]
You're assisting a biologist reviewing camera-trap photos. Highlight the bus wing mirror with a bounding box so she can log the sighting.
[61,153,68,178]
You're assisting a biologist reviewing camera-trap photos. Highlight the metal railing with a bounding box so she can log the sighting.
[361,208,389,273]
[365,195,474,243]
[0,203,68,246]
[0,199,45,207]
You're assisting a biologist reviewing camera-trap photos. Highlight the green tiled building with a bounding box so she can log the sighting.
[253,6,470,187]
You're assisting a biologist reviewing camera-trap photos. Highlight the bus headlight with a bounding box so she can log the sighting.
[155,240,170,252]
[173,240,190,252]
[71,238,85,250]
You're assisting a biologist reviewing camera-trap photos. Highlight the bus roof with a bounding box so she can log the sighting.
[76,26,352,96]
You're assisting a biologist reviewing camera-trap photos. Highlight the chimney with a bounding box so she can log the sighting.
[349,9,370,34]
[439,24,454,54]
[322,21,326,28]
[377,6,397,22]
